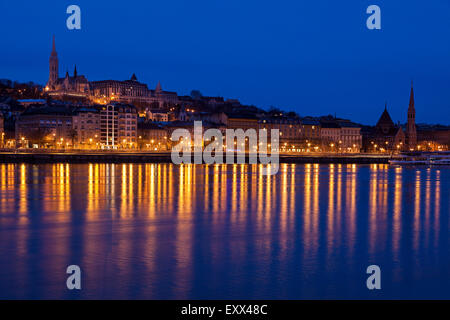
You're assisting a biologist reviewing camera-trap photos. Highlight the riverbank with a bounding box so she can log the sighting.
[0,151,390,164]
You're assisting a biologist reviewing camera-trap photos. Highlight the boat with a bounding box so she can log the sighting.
[389,152,450,166]
[429,154,450,165]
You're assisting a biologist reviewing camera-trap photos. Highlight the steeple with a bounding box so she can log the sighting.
[155,81,162,92]
[48,35,59,86]
[130,73,137,81]
[74,65,77,78]
[51,35,56,55]
[408,80,415,111]
[406,81,417,149]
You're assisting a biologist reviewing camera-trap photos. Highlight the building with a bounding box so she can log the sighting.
[72,107,101,148]
[137,120,168,151]
[362,104,405,153]
[100,105,118,148]
[46,37,90,100]
[191,111,228,127]
[45,36,178,108]
[320,120,362,152]
[91,74,150,107]
[99,103,138,149]
[320,122,341,151]
[339,122,362,152]
[406,82,417,150]
[17,99,46,107]
[15,105,74,148]
[0,113,4,147]
[300,118,321,146]
[417,124,450,151]
[90,77,178,109]
[259,117,302,152]
[226,113,259,132]
[146,108,169,122]
[117,104,138,148]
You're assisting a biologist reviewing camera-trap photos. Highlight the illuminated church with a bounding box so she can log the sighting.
[363,83,418,152]
[45,36,178,107]
[46,36,91,99]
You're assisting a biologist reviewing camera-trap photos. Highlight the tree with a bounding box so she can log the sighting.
[27,127,52,148]
[68,129,78,147]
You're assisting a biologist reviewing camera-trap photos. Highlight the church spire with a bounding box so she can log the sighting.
[74,65,77,78]
[156,81,162,92]
[50,35,57,57]
[406,81,417,149]
[409,81,415,111]
[48,35,59,86]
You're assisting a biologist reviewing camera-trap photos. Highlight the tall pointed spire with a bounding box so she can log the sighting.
[48,35,59,86]
[74,65,77,78]
[406,81,417,149]
[156,81,162,92]
[409,80,414,110]
[51,35,57,57]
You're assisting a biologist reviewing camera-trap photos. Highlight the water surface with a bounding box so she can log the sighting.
[0,163,448,299]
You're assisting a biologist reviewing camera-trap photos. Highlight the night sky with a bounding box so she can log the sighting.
[0,0,449,124]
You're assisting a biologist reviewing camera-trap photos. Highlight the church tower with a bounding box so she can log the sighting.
[406,81,417,150]
[48,35,59,87]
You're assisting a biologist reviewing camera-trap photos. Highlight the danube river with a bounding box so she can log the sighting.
[0,163,448,299]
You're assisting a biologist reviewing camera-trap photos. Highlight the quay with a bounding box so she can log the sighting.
[0,151,390,164]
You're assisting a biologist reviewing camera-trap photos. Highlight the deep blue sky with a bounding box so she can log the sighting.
[0,0,449,124]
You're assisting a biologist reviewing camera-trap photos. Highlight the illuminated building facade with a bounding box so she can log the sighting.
[117,104,138,148]
[90,78,178,109]
[46,37,90,100]
[100,105,118,148]
[259,117,303,151]
[339,122,362,152]
[72,107,101,148]
[0,113,4,147]
[15,105,74,148]
[99,104,138,149]
[226,113,259,132]
[300,118,321,145]
[45,36,178,108]
[137,121,168,151]
[146,108,169,122]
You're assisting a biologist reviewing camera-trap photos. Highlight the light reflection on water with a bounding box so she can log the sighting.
[0,163,448,299]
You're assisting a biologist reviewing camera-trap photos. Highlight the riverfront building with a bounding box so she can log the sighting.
[15,105,74,148]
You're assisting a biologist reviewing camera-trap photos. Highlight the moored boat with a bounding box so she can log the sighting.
[389,152,450,166]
